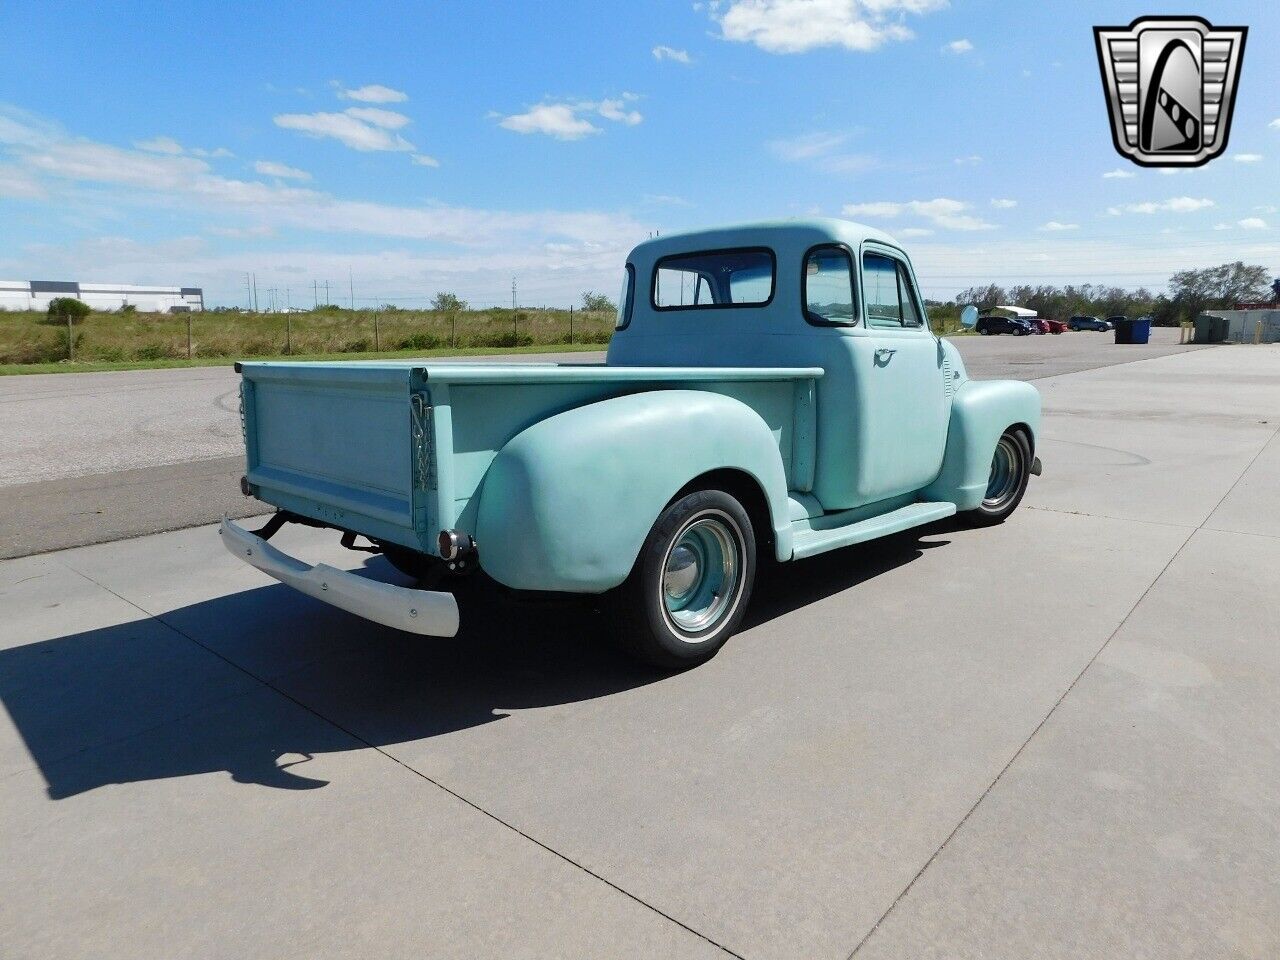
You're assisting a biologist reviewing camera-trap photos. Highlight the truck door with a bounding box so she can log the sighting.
[856,246,949,499]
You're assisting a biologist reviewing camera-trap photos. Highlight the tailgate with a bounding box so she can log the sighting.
[239,363,431,545]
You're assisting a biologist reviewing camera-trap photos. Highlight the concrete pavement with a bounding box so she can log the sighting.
[0,330,1207,558]
[2,343,1276,958]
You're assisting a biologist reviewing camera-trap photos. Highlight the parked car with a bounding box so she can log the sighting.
[1106,315,1128,328]
[222,219,1042,669]
[1043,318,1068,334]
[976,314,1036,335]
[1068,315,1111,332]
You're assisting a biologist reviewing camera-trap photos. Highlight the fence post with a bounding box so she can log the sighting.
[450,310,457,348]
[66,310,73,362]
[374,309,380,351]
[187,314,193,359]
[513,311,518,343]
[569,305,574,344]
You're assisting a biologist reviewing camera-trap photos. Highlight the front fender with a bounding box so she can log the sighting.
[475,390,790,592]
[923,379,1041,511]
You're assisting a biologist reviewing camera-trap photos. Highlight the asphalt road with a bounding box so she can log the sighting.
[3,344,1277,958]
[0,330,1206,558]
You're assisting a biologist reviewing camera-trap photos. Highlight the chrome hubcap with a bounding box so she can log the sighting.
[661,515,741,637]
[984,436,1022,508]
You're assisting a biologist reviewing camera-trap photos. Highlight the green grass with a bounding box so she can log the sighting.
[0,340,609,376]
[0,306,615,374]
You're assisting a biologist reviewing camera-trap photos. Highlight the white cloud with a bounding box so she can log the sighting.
[842,197,995,230]
[711,0,948,54]
[134,136,232,159]
[953,154,982,165]
[1102,168,1136,179]
[643,193,691,206]
[274,111,415,152]
[0,164,45,199]
[1233,153,1263,163]
[254,160,311,181]
[0,112,641,248]
[898,227,934,237]
[499,103,600,140]
[990,198,1017,209]
[342,107,411,130]
[943,39,973,54]
[1039,220,1078,231]
[1238,217,1268,230]
[497,96,643,140]
[653,45,693,63]
[1107,196,1215,215]
[597,98,643,126]
[1269,119,1280,130]
[1256,205,1278,214]
[135,136,184,155]
[336,84,408,104]
[768,131,875,174]
[410,153,440,168]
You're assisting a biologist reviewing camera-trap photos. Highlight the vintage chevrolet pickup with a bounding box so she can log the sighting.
[222,219,1041,667]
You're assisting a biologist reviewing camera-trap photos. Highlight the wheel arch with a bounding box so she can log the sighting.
[474,390,792,593]
[924,380,1042,512]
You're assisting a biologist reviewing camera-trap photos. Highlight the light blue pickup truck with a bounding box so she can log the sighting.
[222,219,1041,668]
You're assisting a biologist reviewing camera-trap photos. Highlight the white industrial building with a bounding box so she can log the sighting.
[1208,308,1280,344]
[0,280,204,313]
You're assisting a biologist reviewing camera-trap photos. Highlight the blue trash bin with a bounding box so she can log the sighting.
[1130,317,1151,344]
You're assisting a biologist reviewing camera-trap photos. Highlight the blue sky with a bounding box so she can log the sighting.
[1,0,1276,307]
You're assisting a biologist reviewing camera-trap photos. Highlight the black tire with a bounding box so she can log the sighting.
[961,428,1032,527]
[611,489,756,670]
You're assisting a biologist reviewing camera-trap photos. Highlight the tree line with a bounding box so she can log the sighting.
[952,261,1278,326]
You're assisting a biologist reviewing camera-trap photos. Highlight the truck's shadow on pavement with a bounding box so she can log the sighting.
[2,525,949,800]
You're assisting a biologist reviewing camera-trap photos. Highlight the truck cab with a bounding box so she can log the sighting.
[223,219,1041,669]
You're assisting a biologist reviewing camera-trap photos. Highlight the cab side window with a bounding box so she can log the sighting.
[863,252,925,330]
[803,246,856,324]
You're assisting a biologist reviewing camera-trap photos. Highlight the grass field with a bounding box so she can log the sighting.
[0,306,614,367]
[1,302,970,375]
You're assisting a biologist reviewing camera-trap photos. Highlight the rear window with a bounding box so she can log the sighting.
[652,248,775,310]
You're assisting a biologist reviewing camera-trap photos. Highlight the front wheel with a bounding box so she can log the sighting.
[611,489,756,670]
[961,428,1032,527]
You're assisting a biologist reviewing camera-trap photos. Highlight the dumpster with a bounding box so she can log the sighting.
[1193,314,1226,343]
[1130,316,1151,344]
[1113,318,1134,344]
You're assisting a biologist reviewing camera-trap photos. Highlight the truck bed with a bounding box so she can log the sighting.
[238,360,823,554]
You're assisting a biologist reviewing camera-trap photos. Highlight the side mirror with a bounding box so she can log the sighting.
[960,305,978,329]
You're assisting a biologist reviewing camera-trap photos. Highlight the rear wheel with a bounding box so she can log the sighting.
[612,489,756,670]
[962,428,1032,526]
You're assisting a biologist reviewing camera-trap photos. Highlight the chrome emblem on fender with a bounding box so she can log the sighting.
[1094,16,1247,167]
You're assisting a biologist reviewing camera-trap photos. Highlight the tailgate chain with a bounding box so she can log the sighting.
[410,394,435,490]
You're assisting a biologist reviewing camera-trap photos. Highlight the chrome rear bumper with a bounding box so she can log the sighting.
[219,517,459,637]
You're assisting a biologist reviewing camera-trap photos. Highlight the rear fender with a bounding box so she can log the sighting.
[475,390,790,592]
[924,379,1041,511]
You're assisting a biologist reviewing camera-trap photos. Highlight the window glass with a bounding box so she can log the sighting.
[653,249,774,309]
[804,247,855,324]
[863,253,904,328]
[615,264,634,329]
[896,262,922,327]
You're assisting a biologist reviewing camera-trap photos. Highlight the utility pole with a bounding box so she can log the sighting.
[512,277,517,310]
[324,280,330,307]
[246,273,253,311]
[349,268,354,310]
[252,273,259,313]
[313,279,318,309]
[285,287,291,312]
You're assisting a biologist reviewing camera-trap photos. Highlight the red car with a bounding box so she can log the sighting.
[1033,318,1067,335]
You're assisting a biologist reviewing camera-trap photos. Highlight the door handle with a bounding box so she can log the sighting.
[874,348,897,364]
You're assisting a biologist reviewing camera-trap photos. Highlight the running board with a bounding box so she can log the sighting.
[790,502,957,560]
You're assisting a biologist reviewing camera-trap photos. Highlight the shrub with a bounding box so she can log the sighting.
[581,291,616,312]
[119,303,138,314]
[134,343,172,361]
[342,338,371,353]
[398,332,441,350]
[46,297,91,324]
